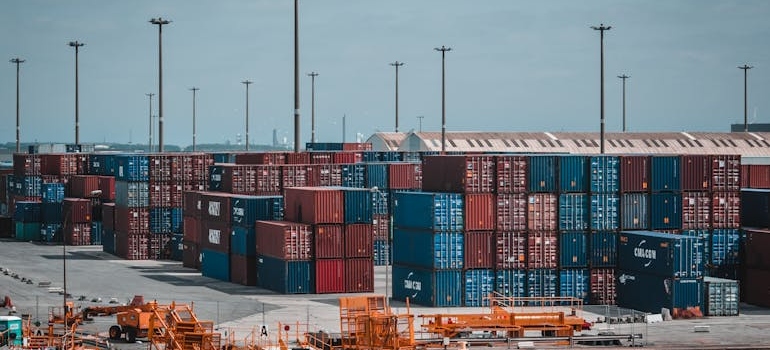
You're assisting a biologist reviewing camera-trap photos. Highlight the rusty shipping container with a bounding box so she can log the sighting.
[284,187,344,224]
[149,182,173,208]
[388,163,422,190]
[199,219,231,254]
[712,191,740,228]
[235,152,286,165]
[464,231,494,269]
[148,154,173,181]
[62,198,92,223]
[495,155,528,193]
[744,228,770,269]
[711,155,741,191]
[465,193,495,231]
[183,191,203,218]
[315,258,344,293]
[372,214,390,240]
[527,193,557,231]
[422,155,496,193]
[314,224,344,259]
[97,176,116,201]
[69,175,100,198]
[682,191,711,230]
[619,155,650,192]
[590,268,616,305]
[344,223,373,258]
[183,215,200,244]
[345,258,374,293]
[13,154,41,176]
[115,232,150,260]
[200,192,234,223]
[230,254,257,286]
[495,193,527,232]
[741,164,750,188]
[527,231,558,269]
[63,222,91,245]
[281,165,312,189]
[40,153,83,176]
[748,164,770,189]
[310,152,334,164]
[255,220,313,260]
[285,152,311,165]
[311,164,343,187]
[681,155,711,191]
[333,152,360,164]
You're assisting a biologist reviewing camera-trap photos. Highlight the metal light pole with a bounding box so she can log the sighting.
[10,58,24,153]
[618,74,629,132]
[242,80,253,151]
[592,24,611,154]
[390,61,405,132]
[146,93,155,152]
[738,64,753,132]
[293,0,301,152]
[190,87,199,151]
[307,72,318,144]
[150,17,171,152]
[417,115,424,133]
[434,46,451,152]
[68,41,85,145]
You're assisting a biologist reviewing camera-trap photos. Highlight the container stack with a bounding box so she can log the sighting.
[68,174,114,245]
[181,190,202,269]
[586,155,621,305]
[494,155,528,300]
[229,194,283,286]
[61,198,93,245]
[39,183,64,242]
[741,227,770,307]
[707,155,742,279]
[527,155,559,301]
[198,192,234,281]
[113,154,151,260]
[255,221,314,293]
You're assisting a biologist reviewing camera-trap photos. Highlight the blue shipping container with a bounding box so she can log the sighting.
[495,269,526,298]
[115,181,150,208]
[201,249,230,282]
[380,151,403,162]
[40,223,61,242]
[40,202,62,224]
[102,228,116,255]
[341,164,366,188]
[150,207,173,233]
[115,155,150,181]
[527,269,558,298]
[590,155,620,193]
[231,226,256,256]
[590,193,619,230]
[208,165,225,191]
[650,192,682,230]
[559,155,588,193]
[342,187,373,224]
[618,230,704,278]
[373,239,391,266]
[651,155,681,192]
[620,193,649,230]
[464,269,495,307]
[365,163,389,189]
[212,153,235,164]
[372,190,389,215]
[15,176,42,197]
[560,231,588,267]
[362,151,381,162]
[529,155,557,193]
[89,153,118,175]
[91,221,102,245]
[393,228,463,269]
[711,229,741,266]
[14,201,41,223]
[257,255,314,294]
[169,234,184,261]
[683,229,710,264]
[392,191,464,231]
[231,195,283,227]
[559,269,589,303]
[559,194,589,231]
[170,207,184,233]
[392,265,462,307]
[590,231,617,267]
[42,183,65,203]
[616,270,703,313]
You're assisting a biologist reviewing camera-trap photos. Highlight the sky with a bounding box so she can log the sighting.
[2,1,769,148]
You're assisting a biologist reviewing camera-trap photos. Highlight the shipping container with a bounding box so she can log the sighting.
[13,201,41,222]
[682,229,710,264]
[464,269,495,307]
[333,151,361,164]
[560,231,587,268]
[464,231,493,269]
[314,224,344,259]
[527,193,557,231]
[42,182,65,203]
[102,203,115,231]
[743,228,770,270]
[703,277,739,316]
[231,195,284,227]
[257,255,314,294]
[62,198,92,223]
[558,193,589,231]
[371,190,389,215]
[345,258,374,293]
[710,229,741,266]
[231,225,256,256]
[422,155,495,193]
[115,155,150,182]
[148,182,173,208]
[40,223,61,242]
[618,230,704,278]
[199,219,231,254]
[341,187,373,224]
[590,268,616,305]
[712,191,740,228]
[373,239,391,266]
[495,193,527,232]
[465,193,495,231]
[365,163,388,189]
[742,268,770,307]
[97,176,116,201]
[711,155,741,191]
[148,154,173,181]
[169,233,184,261]
[680,155,711,191]
[559,268,589,303]
[312,164,343,187]
[392,228,463,269]
[651,155,681,192]
[616,270,703,314]
[495,155,527,193]
[284,187,343,224]
[527,231,558,269]
[650,192,682,230]
[280,164,311,189]
[681,191,711,230]
[200,248,230,282]
[590,231,617,268]
[13,153,41,176]
[310,152,333,164]
[495,269,526,298]
[255,221,313,260]
[558,155,588,193]
[90,221,102,245]
[14,221,41,241]
[229,254,257,286]
[285,152,311,165]
[528,155,557,193]
[13,175,41,197]
[392,265,462,307]
[619,155,650,192]
[183,215,199,244]
[341,163,366,188]
[147,233,172,260]
[527,269,558,298]
[40,153,84,176]
[149,207,173,233]
[388,163,422,190]
[741,164,750,188]
[748,164,770,189]
[344,224,373,258]
[740,189,770,227]
[590,193,619,231]
[495,231,527,269]
[200,192,234,223]
[102,228,116,255]
[589,155,620,193]
[315,259,344,293]
[372,214,390,240]
[392,191,464,231]
[115,181,150,208]
[234,152,286,165]
[620,193,648,230]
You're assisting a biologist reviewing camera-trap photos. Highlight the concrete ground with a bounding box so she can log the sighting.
[1,240,770,349]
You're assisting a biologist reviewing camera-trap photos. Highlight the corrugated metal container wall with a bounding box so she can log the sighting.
[590,232,617,267]
[14,175,42,197]
[743,268,770,308]
[102,228,116,255]
[651,155,681,192]
[345,258,374,293]
[365,163,388,189]
[374,239,390,266]
[703,277,739,316]
[333,151,361,164]
[115,155,150,182]
[464,269,495,307]
[616,271,703,313]
[710,229,741,266]
[527,193,557,231]
[681,192,711,230]
[14,222,40,241]
[62,198,92,223]
[619,155,650,192]
[341,164,365,188]
[229,254,257,286]
[342,188,373,224]
[465,193,495,231]
[283,187,343,224]
[388,163,422,190]
[495,269,526,298]
[620,193,649,230]
[285,152,311,165]
[148,182,172,208]
[183,191,202,218]
[590,268,616,305]
[392,265,462,307]
[314,224,344,259]
[560,232,587,268]
[234,152,286,165]
[743,228,770,269]
[559,193,589,231]
[310,152,333,164]
[590,193,619,231]
[102,203,115,231]
[231,226,255,256]
[344,224,373,258]
[13,201,40,222]
[392,228,463,269]
[42,183,65,203]
[495,155,527,193]
[495,231,526,269]
[711,155,741,191]
[558,155,588,193]
[372,214,390,240]
[149,207,173,233]
[495,193,526,232]
[528,155,557,193]
[280,165,311,189]
[590,155,620,193]
[740,189,770,228]
[315,258,345,293]
[372,191,389,215]
[527,269,558,298]
[200,248,230,282]
[527,231,558,269]
[200,192,232,223]
[40,202,62,224]
[314,164,344,187]
[392,191,464,231]
[681,155,711,191]
[254,221,312,260]
[464,231,493,269]
[199,219,231,254]
[64,222,92,245]
[231,195,283,227]
[98,176,116,202]
[748,164,770,188]
[115,181,149,208]
[182,241,200,269]
[741,164,750,188]
[422,155,495,193]
[559,269,589,302]
[618,230,704,278]
[712,191,740,228]
[90,221,103,245]
[650,192,682,230]
[257,255,314,294]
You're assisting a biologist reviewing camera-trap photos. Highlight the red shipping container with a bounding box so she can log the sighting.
[315,258,345,293]
[199,219,231,254]
[284,187,343,224]
[332,152,359,164]
[712,191,740,228]
[183,191,203,217]
[344,224,373,258]
[422,155,495,193]
[314,224,344,259]
[13,153,41,176]
[148,233,172,260]
[495,231,526,269]
[496,193,527,232]
[200,192,233,223]
[741,164,750,188]
[464,231,493,269]
[527,193,557,231]
[590,268,616,305]
[62,198,92,223]
[69,175,100,198]
[148,154,173,181]
[286,152,311,165]
[372,214,390,240]
[465,193,495,231]
[235,152,286,165]
[188,153,213,182]
[310,152,334,164]
[495,155,528,193]
[167,183,184,208]
[63,222,91,246]
[149,182,173,208]
[183,215,200,244]
[230,254,257,286]
[115,232,150,260]
[345,258,374,293]
[711,154,741,191]
[312,164,343,187]
[281,165,311,189]
[115,206,150,235]
[619,155,650,192]
[749,164,770,189]
[682,191,711,230]
[388,163,422,190]
[102,203,116,231]
[182,242,200,269]
[220,164,282,195]
[97,176,116,201]
[681,155,711,191]
[342,143,372,151]
[527,231,557,269]
[255,220,312,260]
[40,154,82,176]
[743,228,770,269]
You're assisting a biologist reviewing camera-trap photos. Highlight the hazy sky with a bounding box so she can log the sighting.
[2,1,769,147]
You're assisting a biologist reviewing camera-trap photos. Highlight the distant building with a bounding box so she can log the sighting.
[731,123,770,132]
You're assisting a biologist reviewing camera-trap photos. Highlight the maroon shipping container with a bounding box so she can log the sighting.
[149,182,173,208]
[235,152,286,165]
[527,193,557,231]
[62,198,92,223]
[314,224,344,259]
[148,154,173,181]
[98,176,116,201]
[281,165,311,189]
[148,233,172,260]
[310,152,334,164]
[182,242,200,269]
[13,153,41,176]
[200,192,233,223]
[682,191,711,230]
[681,155,711,191]
[495,155,528,193]
[372,214,390,240]
[749,164,770,189]
[255,220,313,260]
[230,254,257,286]
[102,203,115,231]
[183,215,200,244]
[115,232,150,260]
[168,183,184,207]
[69,175,100,198]
[741,165,750,188]
[342,143,372,151]
[315,258,345,293]
[220,164,282,195]
[711,155,741,191]
[495,231,526,269]
[115,206,150,235]
[744,228,770,269]
[465,193,495,231]
[344,224,373,258]
[496,193,527,232]
[388,163,422,190]
[590,268,616,305]
[332,152,360,164]
[422,155,495,193]
[284,187,343,224]
[743,268,770,307]
[345,258,374,293]
[285,152,311,165]
[712,191,740,228]
[189,153,214,182]
[63,222,91,246]
[199,219,231,253]
[183,191,203,217]
[312,164,343,187]
[619,155,650,192]
[40,154,83,176]
[464,231,494,269]
[527,231,557,269]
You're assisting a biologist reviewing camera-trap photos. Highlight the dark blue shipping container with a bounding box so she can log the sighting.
[464,269,495,307]
[559,268,589,303]
[115,155,149,182]
[40,223,61,242]
[711,229,741,266]
[372,190,389,215]
[231,195,283,227]
[650,192,682,230]
[341,187,373,224]
[209,165,225,191]
[590,193,619,230]
[212,153,235,163]
[651,155,681,192]
[362,151,380,162]
[529,155,557,193]
[102,228,115,255]
[231,226,256,256]
[620,193,649,230]
[40,202,63,224]
[380,151,403,162]
[306,142,344,151]
[365,163,389,189]
[559,194,589,231]
[257,255,314,294]
[14,201,41,223]
[392,265,462,307]
[341,163,366,188]
[42,183,65,203]
[402,152,421,162]
[740,189,770,228]
[373,239,391,266]
[201,248,230,282]
[495,269,526,298]
[170,207,183,233]
[392,191,464,231]
[559,155,588,193]
[89,153,118,175]
[560,231,588,267]
[616,270,703,313]
[590,231,617,267]
[15,176,42,197]
[590,155,620,193]
[393,228,463,269]
[150,207,173,233]
[169,234,184,261]
[618,230,704,278]
[527,269,558,298]
[91,221,102,245]
[683,229,710,264]
[115,181,149,208]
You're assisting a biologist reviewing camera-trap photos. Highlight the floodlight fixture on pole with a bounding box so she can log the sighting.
[390,61,405,132]
[190,87,199,151]
[591,24,611,154]
[738,64,753,132]
[150,17,171,152]
[68,41,85,145]
[242,80,253,151]
[618,74,629,132]
[434,46,451,153]
[10,58,25,153]
[307,72,319,144]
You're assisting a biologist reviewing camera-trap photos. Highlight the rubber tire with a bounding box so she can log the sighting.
[108,326,121,340]
[126,329,137,343]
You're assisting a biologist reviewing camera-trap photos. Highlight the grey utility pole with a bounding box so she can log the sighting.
[10,58,25,153]
[293,0,300,152]
[150,17,171,152]
[592,23,611,154]
[146,93,155,152]
[307,72,318,144]
[242,80,253,151]
[390,61,405,132]
[434,46,451,153]
[190,87,199,151]
[618,74,629,132]
[738,64,753,132]
[68,41,85,145]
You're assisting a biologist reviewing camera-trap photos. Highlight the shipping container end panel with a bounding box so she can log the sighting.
[257,255,314,294]
[495,193,527,232]
[464,193,495,231]
[345,258,374,293]
[464,231,494,269]
[392,265,462,307]
[616,270,703,314]
[315,259,345,294]
[618,230,704,278]
[464,269,495,307]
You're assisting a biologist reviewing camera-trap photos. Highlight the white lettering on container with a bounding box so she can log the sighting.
[209,229,221,245]
[209,201,221,217]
